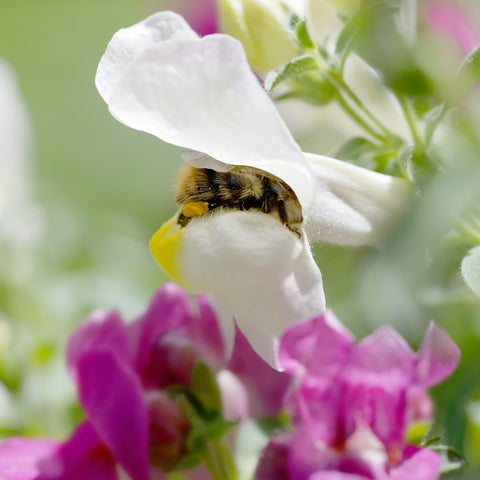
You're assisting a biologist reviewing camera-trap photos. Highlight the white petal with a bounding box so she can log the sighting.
[95,11,199,103]
[100,17,315,208]
[0,59,33,212]
[180,151,233,172]
[461,246,480,297]
[150,210,325,368]
[304,153,412,246]
[217,369,250,421]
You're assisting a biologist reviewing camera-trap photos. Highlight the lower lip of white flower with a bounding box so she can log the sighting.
[150,209,304,295]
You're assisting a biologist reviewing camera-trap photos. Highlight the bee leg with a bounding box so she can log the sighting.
[177,212,191,228]
[277,197,302,238]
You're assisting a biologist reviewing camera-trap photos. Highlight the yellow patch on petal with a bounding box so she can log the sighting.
[182,201,209,217]
[149,215,188,289]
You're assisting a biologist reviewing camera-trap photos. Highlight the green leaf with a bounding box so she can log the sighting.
[451,46,480,103]
[388,68,435,96]
[296,19,314,49]
[265,55,319,91]
[335,137,378,160]
[288,12,300,29]
[276,72,335,105]
[430,444,467,474]
[334,12,365,70]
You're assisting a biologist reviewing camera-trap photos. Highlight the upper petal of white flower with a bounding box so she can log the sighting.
[304,153,412,246]
[96,11,199,104]
[96,11,315,209]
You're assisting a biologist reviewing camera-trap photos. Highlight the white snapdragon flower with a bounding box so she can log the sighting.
[462,246,480,297]
[96,11,410,367]
[0,59,43,248]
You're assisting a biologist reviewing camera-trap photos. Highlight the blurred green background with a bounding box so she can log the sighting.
[0,0,181,437]
[0,0,479,476]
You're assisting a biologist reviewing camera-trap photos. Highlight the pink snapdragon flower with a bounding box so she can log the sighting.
[426,1,480,56]
[0,283,289,480]
[256,310,461,480]
[183,0,218,36]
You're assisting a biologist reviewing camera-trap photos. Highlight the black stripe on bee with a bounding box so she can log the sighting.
[174,164,303,237]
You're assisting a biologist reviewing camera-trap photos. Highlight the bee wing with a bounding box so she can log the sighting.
[303,153,413,246]
[95,12,315,209]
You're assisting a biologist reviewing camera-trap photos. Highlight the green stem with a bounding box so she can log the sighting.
[332,89,386,141]
[307,49,388,143]
[455,216,480,245]
[336,76,398,140]
[203,444,223,480]
[213,439,239,480]
[397,94,424,151]
[424,103,447,148]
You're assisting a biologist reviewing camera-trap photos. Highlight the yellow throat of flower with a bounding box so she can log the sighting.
[150,215,186,288]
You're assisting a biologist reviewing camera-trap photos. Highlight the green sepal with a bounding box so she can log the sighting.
[296,19,315,49]
[265,55,319,91]
[186,417,237,452]
[335,137,402,176]
[190,360,223,414]
[173,382,237,451]
[168,452,204,472]
[450,46,480,104]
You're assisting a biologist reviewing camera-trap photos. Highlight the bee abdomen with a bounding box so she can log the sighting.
[174,164,303,236]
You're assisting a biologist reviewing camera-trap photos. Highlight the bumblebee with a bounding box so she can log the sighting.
[174,164,303,236]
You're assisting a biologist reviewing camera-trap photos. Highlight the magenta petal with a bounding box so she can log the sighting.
[183,0,218,36]
[426,1,480,56]
[339,327,416,449]
[36,421,118,480]
[287,428,339,480]
[310,473,368,480]
[228,325,290,416]
[350,326,414,377]
[416,321,461,387]
[191,294,225,363]
[279,310,354,379]
[67,309,131,379]
[389,445,441,480]
[0,438,58,480]
[76,350,150,480]
[132,283,193,376]
[132,284,225,386]
[255,434,291,480]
